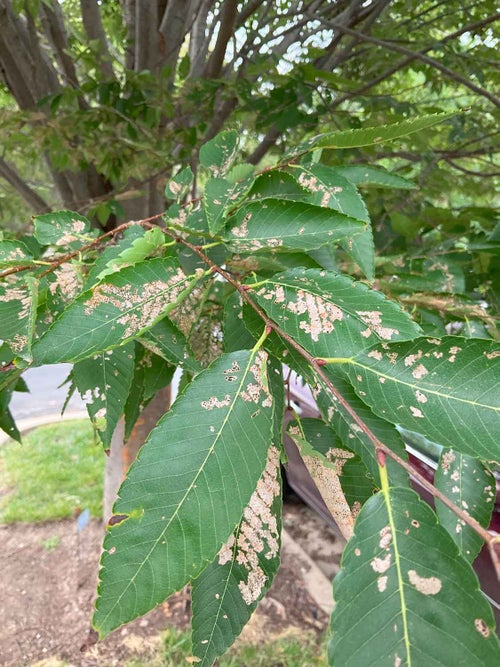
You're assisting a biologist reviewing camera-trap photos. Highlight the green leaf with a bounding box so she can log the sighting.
[204,177,253,235]
[251,268,421,358]
[291,164,374,279]
[345,337,500,461]
[246,170,309,203]
[0,276,38,361]
[33,210,91,246]
[223,292,257,354]
[0,344,22,392]
[165,166,194,200]
[225,200,366,253]
[330,485,500,666]
[199,130,239,177]
[32,258,206,364]
[334,165,415,189]
[289,418,374,510]
[84,224,146,288]
[95,227,166,280]
[141,350,176,403]
[434,449,495,562]
[73,343,135,448]
[93,348,274,637]
[0,240,33,268]
[191,446,282,666]
[0,386,20,442]
[287,113,455,158]
[315,374,410,489]
[122,346,176,440]
[139,317,201,374]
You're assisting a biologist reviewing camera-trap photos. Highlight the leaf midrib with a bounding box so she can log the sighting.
[98,348,267,630]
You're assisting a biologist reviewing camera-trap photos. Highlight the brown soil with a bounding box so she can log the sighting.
[0,501,344,667]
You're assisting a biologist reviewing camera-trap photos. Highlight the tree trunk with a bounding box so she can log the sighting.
[103,386,171,521]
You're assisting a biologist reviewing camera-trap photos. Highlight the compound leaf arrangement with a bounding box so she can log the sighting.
[1,115,499,665]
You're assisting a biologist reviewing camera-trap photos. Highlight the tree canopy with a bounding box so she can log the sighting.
[0,0,498,227]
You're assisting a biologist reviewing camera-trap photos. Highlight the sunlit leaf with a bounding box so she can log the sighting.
[95,227,166,280]
[84,225,147,288]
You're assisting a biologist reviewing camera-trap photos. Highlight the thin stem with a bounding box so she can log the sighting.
[162,227,497,548]
[0,215,163,280]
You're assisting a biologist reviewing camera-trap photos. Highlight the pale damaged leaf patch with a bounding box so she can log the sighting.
[191,444,282,667]
[48,263,82,303]
[347,337,500,460]
[330,486,500,667]
[260,286,344,343]
[287,422,357,540]
[32,259,206,364]
[407,570,442,596]
[356,310,399,341]
[217,445,281,605]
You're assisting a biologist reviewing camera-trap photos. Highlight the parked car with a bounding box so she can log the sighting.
[284,374,500,625]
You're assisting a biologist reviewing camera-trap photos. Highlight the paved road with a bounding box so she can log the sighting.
[9,364,85,421]
[8,364,181,423]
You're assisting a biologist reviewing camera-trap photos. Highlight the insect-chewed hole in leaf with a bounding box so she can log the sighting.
[217,445,281,605]
[475,618,490,638]
[107,513,129,527]
[355,310,399,340]
[407,569,442,596]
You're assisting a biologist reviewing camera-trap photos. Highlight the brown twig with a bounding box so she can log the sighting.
[0,215,163,280]
[163,227,497,548]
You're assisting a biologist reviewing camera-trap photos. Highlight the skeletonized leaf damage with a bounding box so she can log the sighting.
[32,258,207,363]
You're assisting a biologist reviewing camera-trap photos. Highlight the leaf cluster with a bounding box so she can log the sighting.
[0,118,499,665]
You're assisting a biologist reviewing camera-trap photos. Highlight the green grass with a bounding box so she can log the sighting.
[0,420,104,522]
[125,626,327,667]
[2,422,328,667]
